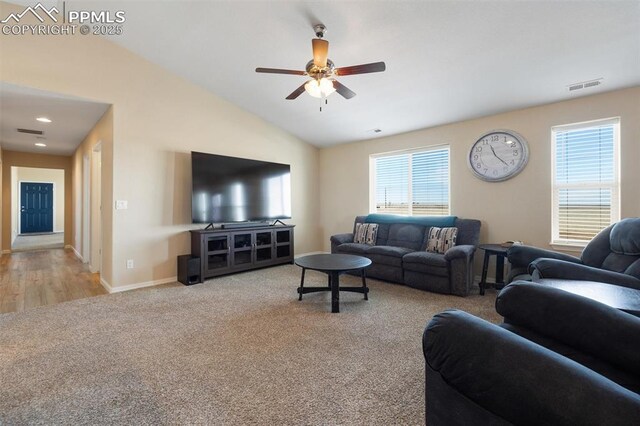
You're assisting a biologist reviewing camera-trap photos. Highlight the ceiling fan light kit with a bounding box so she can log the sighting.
[304,78,335,98]
[255,24,386,106]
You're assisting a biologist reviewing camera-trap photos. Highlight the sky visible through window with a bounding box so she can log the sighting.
[555,126,614,189]
[554,121,616,242]
[375,148,449,216]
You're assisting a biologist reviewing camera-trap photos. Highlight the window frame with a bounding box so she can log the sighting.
[369,144,451,216]
[550,117,620,249]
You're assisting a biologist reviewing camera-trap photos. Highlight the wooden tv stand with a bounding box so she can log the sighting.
[190,225,294,282]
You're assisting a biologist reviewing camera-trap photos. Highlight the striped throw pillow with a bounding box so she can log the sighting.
[426,227,458,254]
[354,223,379,245]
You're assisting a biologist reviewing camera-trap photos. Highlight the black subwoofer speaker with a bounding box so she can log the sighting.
[177,255,201,285]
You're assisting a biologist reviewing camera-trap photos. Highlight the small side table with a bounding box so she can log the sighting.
[479,244,509,295]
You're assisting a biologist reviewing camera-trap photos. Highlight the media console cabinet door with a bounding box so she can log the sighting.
[204,234,231,275]
[190,226,294,279]
[275,229,293,259]
[255,230,275,264]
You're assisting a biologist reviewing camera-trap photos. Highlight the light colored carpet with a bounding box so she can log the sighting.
[12,233,64,251]
[0,264,501,425]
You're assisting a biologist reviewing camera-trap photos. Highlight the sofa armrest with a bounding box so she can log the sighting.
[444,245,476,296]
[330,233,353,245]
[496,282,640,376]
[330,233,354,254]
[530,258,640,290]
[444,244,475,261]
[424,310,640,426]
[507,244,581,268]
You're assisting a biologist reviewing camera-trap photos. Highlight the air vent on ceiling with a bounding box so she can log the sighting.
[17,128,43,135]
[567,78,603,92]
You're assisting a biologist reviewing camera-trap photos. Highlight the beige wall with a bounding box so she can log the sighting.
[319,87,640,274]
[1,150,73,251]
[13,167,65,234]
[72,107,113,283]
[0,147,2,250]
[0,2,320,288]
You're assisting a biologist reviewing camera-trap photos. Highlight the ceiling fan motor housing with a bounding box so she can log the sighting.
[306,59,334,79]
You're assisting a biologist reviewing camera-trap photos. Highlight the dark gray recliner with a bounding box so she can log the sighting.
[507,218,640,290]
[423,282,640,425]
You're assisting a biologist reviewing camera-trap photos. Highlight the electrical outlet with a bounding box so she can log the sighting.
[126,259,134,269]
[115,200,128,210]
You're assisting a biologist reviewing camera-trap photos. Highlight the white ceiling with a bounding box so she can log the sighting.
[0,83,110,155]
[7,1,640,148]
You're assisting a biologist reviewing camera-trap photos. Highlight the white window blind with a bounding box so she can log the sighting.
[552,118,620,245]
[372,146,450,216]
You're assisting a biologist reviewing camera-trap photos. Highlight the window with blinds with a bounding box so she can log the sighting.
[552,118,620,245]
[372,146,450,216]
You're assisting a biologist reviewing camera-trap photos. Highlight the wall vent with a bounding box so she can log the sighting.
[567,78,603,92]
[17,128,43,135]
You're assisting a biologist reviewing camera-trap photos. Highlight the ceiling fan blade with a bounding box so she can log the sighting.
[255,67,306,75]
[312,38,329,68]
[286,82,307,100]
[335,62,386,76]
[332,80,356,99]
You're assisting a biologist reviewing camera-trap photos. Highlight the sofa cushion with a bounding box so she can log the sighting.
[354,223,379,245]
[403,251,449,277]
[610,218,640,255]
[600,253,640,274]
[335,243,371,255]
[368,245,414,258]
[426,227,458,254]
[366,246,414,267]
[386,223,426,250]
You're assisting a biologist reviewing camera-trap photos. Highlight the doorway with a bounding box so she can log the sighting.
[20,182,54,233]
[11,167,65,252]
[89,143,102,274]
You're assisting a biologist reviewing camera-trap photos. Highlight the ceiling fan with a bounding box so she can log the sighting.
[255,24,386,102]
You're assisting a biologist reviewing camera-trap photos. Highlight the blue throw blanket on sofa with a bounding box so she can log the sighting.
[364,214,457,227]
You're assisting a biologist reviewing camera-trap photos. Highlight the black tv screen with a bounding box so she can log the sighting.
[191,152,291,223]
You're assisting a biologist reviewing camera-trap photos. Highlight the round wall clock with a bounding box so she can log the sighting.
[467,130,529,182]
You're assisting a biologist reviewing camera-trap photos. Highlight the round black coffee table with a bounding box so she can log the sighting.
[295,254,372,313]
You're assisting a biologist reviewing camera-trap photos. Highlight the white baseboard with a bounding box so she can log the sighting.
[69,246,83,261]
[102,276,178,294]
[294,251,329,258]
[99,277,112,293]
[1,249,11,255]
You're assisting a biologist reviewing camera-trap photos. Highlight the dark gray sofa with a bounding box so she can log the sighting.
[423,282,640,425]
[330,215,481,296]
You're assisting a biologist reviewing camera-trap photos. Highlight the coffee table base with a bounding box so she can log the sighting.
[297,269,369,313]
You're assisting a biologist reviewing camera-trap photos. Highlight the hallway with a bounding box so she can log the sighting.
[0,248,107,314]
[11,233,64,252]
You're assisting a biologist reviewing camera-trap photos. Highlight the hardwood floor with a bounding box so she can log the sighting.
[0,248,107,314]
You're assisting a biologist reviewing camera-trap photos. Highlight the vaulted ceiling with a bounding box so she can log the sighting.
[6,1,640,148]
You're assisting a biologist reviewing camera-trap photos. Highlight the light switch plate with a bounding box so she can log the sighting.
[115,200,128,210]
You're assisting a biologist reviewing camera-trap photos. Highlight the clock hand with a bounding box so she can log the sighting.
[490,145,509,167]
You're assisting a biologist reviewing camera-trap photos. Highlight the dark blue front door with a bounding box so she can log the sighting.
[20,182,54,234]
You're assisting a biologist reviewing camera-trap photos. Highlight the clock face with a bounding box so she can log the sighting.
[468,130,529,182]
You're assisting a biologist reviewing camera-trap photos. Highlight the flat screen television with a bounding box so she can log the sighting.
[191,151,291,224]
